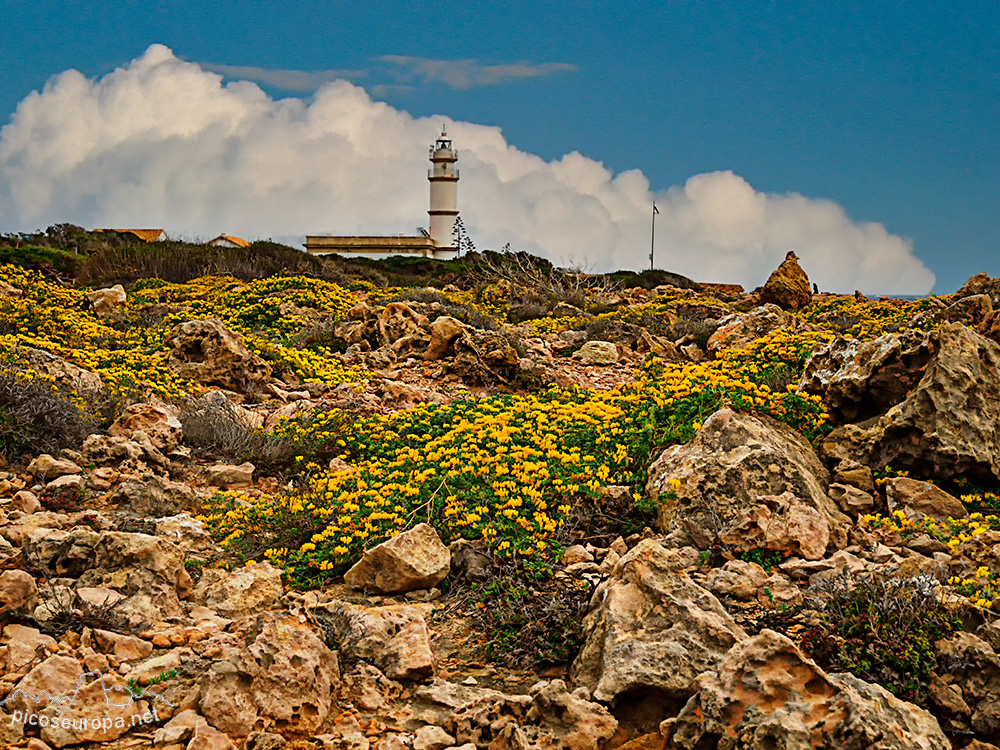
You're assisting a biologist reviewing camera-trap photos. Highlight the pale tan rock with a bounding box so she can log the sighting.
[198,612,338,737]
[45,474,84,492]
[414,724,455,750]
[39,673,153,747]
[707,559,768,601]
[570,540,746,706]
[0,569,39,615]
[110,403,182,453]
[425,316,466,360]
[7,654,83,714]
[708,304,816,353]
[195,561,283,618]
[90,629,153,661]
[886,477,967,520]
[84,284,127,318]
[572,341,619,365]
[206,462,255,489]
[2,624,57,675]
[828,482,875,517]
[344,523,450,594]
[12,489,41,513]
[647,408,849,553]
[323,601,435,681]
[27,454,81,482]
[164,318,272,392]
[561,545,594,566]
[719,492,830,561]
[664,630,949,749]
[822,323,1000,484]
[316,713,370,750]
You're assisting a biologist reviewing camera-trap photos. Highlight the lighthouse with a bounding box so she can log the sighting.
[428,126,459,260]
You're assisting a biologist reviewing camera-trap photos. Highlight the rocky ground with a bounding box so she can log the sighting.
[3,238,1000,749]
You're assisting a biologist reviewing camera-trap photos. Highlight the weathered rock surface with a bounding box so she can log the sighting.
[84,284,127,318]
[198,611,339,736]
[451,330,521,385]
[571,540,746,714]
[164,318,272,392]
[707,304,818,353]
[110,403,183,453]
[573,341,620,365]
[800,332,932,424]
[345,523,450,594]
[759,251,812,310]
[663,630,950,749]
[821,323,1000,483]
[322,601,436,681]
[195,561,284,618]
[647,408,849,552]
[425,315,466,360]
[718,491,830,561]
[886,477,967,520]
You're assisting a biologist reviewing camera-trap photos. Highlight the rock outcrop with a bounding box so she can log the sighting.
[164,318,272,392]
[345,523,451,594]
[662,630,950,749]
[646,408,850,552]
[571,540,746,716]
[759,251,813,310]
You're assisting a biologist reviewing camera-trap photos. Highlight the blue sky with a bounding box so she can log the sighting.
[1,0,997,292]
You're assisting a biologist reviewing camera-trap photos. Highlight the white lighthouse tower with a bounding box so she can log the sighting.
[428,126,459,260]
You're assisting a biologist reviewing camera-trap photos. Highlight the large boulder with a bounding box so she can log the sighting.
[956,272,1000,307]
[570,540,746,716]
[799,332,933,424]
[646,408,850,552]
[84,284,127,318]
[164,318,272,392]
[451,330,522,385]
[934,632,1000,739]
[195,561,284,618]
[424,316,466,360]
[110,403,183,453]
[573,341,620,365]
[321,601,436,681]
[344,523,451,594]
[198,611,339,737]
[378,302,431,355]
[663,630,950,749]
[14,346,105,394]
[759,251,812,310]
[820,323,1000,484]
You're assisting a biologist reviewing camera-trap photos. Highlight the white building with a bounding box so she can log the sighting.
[305,127,460,261]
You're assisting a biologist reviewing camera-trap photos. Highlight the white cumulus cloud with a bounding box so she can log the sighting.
[0,44,935,294]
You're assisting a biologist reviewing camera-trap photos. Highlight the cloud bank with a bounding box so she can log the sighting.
[0,45,935,294]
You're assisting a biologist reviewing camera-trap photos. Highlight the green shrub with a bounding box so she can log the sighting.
[800,571,961,704]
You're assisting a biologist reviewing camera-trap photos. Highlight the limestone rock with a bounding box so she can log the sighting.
[206,462,255,488]
[26,454,81,482]
[108,473,201,516]
[718,491,830,561]
[425,316,466,360]
[572,341,620,365]
[378,302,431,355]
[934,632,1000,738]
[0,569,39,615]
[646,408,849,552]
[708,304,819,353]
[164,318,272,392]
[664,630,949,749]
[110,403,183,453]
[15,347,104,394]
[886,477,967,520]
[323,601,436,681]
[198,612,339,737]
[195,561,284,618]
[84,284,127,318]
[800,332,932,424]
[706,559,768,601]
[570,540,746,712]
[345,523,450,594]
[451,330,521,385]
[759,251,812,311]
[956,272,1000,307]
[828,482,875,517]
[822,323,1000,483]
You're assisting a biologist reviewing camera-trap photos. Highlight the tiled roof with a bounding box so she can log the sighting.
[94,229,166,242]
[209,234,250,248]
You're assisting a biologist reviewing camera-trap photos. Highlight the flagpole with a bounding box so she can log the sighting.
[649,201,657,272]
